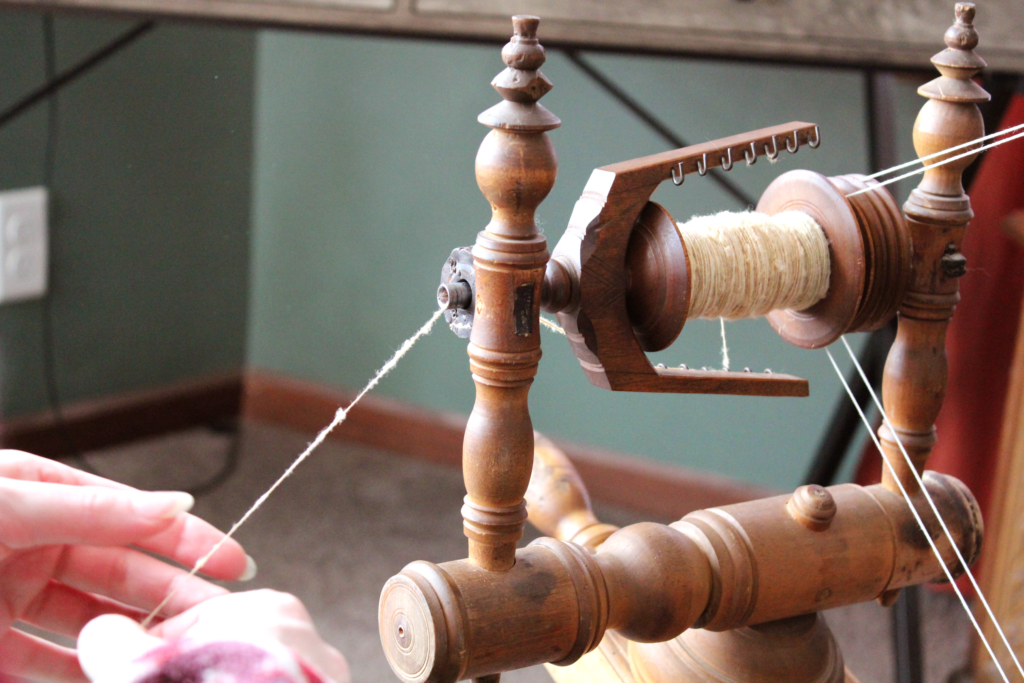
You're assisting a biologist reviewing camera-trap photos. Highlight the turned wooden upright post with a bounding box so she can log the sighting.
[879,2,988,496]
[462,16,559,572]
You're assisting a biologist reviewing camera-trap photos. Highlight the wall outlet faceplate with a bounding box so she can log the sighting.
[0,187,48,304]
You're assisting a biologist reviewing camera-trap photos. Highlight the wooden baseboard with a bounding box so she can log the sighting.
[241,371,466,468]
[241,370,775,520]
[0,373,243,457]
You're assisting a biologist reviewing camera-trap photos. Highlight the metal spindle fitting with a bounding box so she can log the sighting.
[438,281,473,310]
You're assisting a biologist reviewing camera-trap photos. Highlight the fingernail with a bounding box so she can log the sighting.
[138,492,195,519]
[239,554,258,582]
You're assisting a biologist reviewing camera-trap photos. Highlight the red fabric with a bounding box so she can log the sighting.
[854,95,1024,592]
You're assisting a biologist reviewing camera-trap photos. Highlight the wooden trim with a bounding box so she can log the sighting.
[0,0,1022,72]
[0,372,243,456]
[241,370,466,468]
[241,370,775,520]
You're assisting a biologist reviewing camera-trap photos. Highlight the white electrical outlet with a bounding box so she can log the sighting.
[0,187,48,303]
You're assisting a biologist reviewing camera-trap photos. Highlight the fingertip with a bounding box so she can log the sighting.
[78,615,162,682]
[134,491,193,518]
[192,535,249,581]
[239,554,258,582]
[169,492,196,518]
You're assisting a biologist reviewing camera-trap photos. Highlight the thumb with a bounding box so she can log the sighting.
[78,615,165,683]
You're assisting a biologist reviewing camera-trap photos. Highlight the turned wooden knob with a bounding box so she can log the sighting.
[787,484,837,531]
[380,540,608,683]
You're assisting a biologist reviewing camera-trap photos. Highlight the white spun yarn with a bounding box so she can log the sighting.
[677,210,830,320]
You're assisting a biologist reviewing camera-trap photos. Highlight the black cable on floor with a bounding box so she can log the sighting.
[561,49,757,209]
[186,418,245,498]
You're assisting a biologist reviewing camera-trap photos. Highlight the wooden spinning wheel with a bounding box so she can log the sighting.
[379,4,997,683]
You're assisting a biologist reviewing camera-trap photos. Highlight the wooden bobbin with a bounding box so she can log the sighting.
[618,170,910,352]
[758,170,911,349]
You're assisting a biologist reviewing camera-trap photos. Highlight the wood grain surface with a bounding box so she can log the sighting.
[1,0,1022,72]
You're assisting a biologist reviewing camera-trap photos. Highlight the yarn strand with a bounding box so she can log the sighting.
[719,318,730,371]
[678,210,830,320]
[140,308,445,628]
[540,316,566,335]
[825,345,1013,683]
[865,121,1024,180]
[838,337,1024,681]
[847,129,1024,198]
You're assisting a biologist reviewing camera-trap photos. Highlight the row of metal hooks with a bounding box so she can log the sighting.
[671,126,820,186]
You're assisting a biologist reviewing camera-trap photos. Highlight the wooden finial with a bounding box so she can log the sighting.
[919,2,989,103]
[478,15,560,131]
[877,3,989,496]
[946,3,980,51]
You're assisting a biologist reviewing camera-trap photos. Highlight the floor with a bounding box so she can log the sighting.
[67,421,975,683]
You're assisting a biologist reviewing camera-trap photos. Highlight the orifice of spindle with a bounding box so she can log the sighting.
[462,15,559,572]
[879,2,989,497]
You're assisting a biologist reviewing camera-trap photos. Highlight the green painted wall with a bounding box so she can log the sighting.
[0,15,255,417]
[0,11,923,490]
[248,31,923,490]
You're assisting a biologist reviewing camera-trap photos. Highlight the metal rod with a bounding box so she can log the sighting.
[894,585,925,683]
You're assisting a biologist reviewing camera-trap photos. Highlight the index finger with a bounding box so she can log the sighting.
[0,449,135,491]
[0,451,250,579]
[0,479,190,548]
[136,514,252,582]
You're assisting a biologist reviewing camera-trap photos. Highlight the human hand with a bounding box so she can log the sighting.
[78,590,350,683]
[0,449,253,682]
